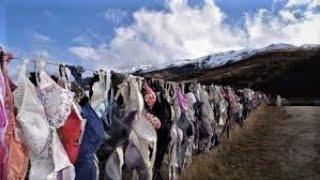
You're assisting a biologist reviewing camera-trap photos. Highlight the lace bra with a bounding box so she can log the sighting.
[37,67,74,128]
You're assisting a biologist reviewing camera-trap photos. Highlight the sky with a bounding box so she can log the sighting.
[0,0,320,72]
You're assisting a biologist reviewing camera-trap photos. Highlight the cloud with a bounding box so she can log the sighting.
[279,9,298,22]
[286,0,311,7]
[104,9,129,25]
[72,30,104,46]
[72,34,92,45]
[44,9,58,20]
[285,0,320,8]
[245,1,320,47]
[33,32,53,43]
[69,46,99,61]
[308,0,320,8]
[69,0,320,71]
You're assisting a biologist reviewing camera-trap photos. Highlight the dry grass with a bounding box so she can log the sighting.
[178,106,320,180]
[179,106,279,180]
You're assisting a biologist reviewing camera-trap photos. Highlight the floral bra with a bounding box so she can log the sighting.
[37,60,74,128]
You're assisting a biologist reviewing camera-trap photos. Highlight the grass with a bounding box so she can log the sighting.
[178,106,283,180]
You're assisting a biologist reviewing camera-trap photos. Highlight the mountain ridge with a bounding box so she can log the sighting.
[134,43,320,99]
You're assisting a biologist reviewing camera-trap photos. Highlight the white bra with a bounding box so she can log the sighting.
[91,70,111,118]
[91,79,106,117]
[13,60,51,157]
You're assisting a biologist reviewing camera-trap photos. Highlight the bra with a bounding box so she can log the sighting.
[91,79,105,109]
[91,70,112,118]
[13,60,51,157]
[58,107,82,164]
[91,80,106,118]
[38,68,74,128]
[56,75,85,164]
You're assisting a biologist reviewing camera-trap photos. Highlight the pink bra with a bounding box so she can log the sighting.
[177,89,188,112]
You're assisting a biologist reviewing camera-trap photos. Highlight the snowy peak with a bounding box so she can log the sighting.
[135,43,319,74]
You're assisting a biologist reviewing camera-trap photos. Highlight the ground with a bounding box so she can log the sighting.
[179,106,320,180]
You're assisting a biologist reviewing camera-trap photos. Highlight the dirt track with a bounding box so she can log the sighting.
[181,106,320,180]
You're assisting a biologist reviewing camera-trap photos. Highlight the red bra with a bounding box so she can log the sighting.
[58,108,82,164]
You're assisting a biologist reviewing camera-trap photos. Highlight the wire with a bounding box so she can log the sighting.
[9,57,187,84]
[10,57,151,82]
[11,57,97,72]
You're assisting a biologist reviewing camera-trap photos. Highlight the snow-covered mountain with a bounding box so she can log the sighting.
[134,43,320,99]
[134,43,320,74]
